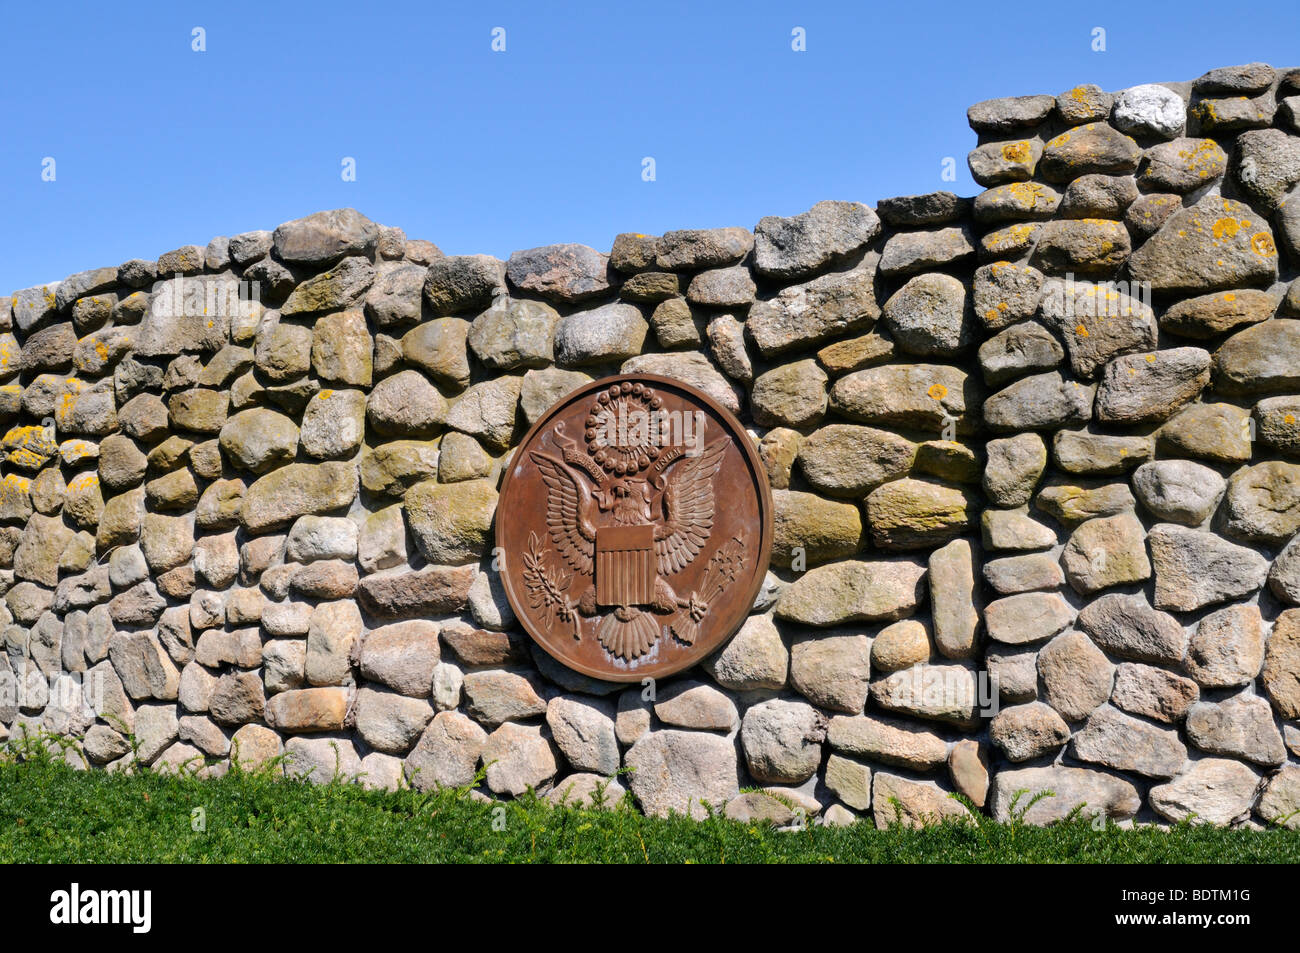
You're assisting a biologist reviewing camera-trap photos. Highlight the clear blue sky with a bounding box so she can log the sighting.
[2,0,1297,292]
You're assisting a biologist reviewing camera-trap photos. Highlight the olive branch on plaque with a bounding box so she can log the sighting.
[671,534,746,646]
[522,530,579,639]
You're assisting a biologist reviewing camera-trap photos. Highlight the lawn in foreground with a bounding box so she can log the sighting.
[0,759,1296,864]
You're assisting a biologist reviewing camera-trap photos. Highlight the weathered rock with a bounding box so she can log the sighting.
[305,600,362,687]
[1150,759,1261,826]
[1257,765,1300,829]
[990,765,1140,824]
[882,273,968,357]
[978,321,1063,386]
[753,200,881,281]
[423,256,505,316]
[1095,348,1210,424]
[1212,320,1300,396]
[444,377,521,452]
[824,754,872,811]
[1035,482,1134,526]
[625,730,738,819]
[265,687,348,733]
[653,680,738,731]
[241,462,357,533]
[871,772,971,829]
[828,713,946,771]
[1263,610,1300,719]
[865,479,974,550]
[1148,524,1269,612]
[985,592,1073,646]
[1128,196,1278,293]
[506,244,611,304]
[929,539,979,659]
[1070,705,1187,779]
[984,372,1093,432]
[1040,122,1141,182]
[747,254,880,357]
[703,613,788,691]
[749,359,828,428]
[1185,694,1286,766]
[984,433,1046,507]
[1157,402,1252,463]
[990,702,1071,762]
[545,695,618,775]
[870,663,979,728]
[1112,663,1200,724]
[1132,460,1224,526]
[878,226,975,277]
[355,687,433,755]
[356,564,475,619]
[552,303,647,366]
[1060,513,1151,594]
[789,632,871,713]
[1078,592,1188,665]
[404,711,487,790]
[740,699,826,784]
[1038,630,1114,721]
[1113,84,1186,138]
[468,297,560,370]
[775,558,925,626]
[871,619,931,672]
[1221,461,1300,545]
[968,139,1042,186]
[770,488,863,568]
[830,363,975,434]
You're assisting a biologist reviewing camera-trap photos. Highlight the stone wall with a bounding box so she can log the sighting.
[3,61,1300,830]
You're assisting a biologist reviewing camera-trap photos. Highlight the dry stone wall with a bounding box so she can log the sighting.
[4,61,1300,829]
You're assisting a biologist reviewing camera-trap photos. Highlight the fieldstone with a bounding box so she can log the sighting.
[1094,348,1211,424]
[364,263,425,329]
[1070,705,1187,779]
[871,773,971,830]
[404,479,496,566]
[218,408,299,475]
[973,182,1061,223]
[505,244,610,304]
[790,426,915,499]
[876,191,969,226]
[462,669,548,727]
[262,640,305,694]
[968,94,1055,132]
[984,372,1093,432]
[1035,483,1134,526]
[948,739,990,808]
[871,663,979,727]
[734,699,823,785]
[1059,174,1138,219]
[1128,196,1278,293]
[1113,84,1186,138]
[706,314,753,383]
[84,726,132,765]
[1184,605,1264,690]
[551,303,647,366]
[746,254,880,357]
[1132,460,1224,525]
[467,569,514,631]
[1213,320,1300,396]
[968,139,1042,186]
[1221,462,1300,545]
[355,688,434,754]
[621,352,742,416]
[978,322,1064,386]
[209,671,266,727]
[829,363,975,434]
[1139,138,1229,192]
[686,266,755,307]
[770,488,863,568]
[654,680,737,731]
[1078,592,1188,665]
[265,687,348,733]
[13,513,73,586]
[1061,513,1151,594]
[929,539,979,660]
[1256,396,1300,457]
[1234,129,1300,211]
[240,462,357,533]
[272,208,377,266]
[1150,759,1261,826]
[1053,431,1149,476]
[703,613,788,690]
[1038,630,1114,721]
[1262,611,1300,719]
[445,377,521,452]
[1040,123,1141,182]
[986,645,1039,704]
[878,226,975,277]
[775,559,925,626]
[1126,192,1183,240]
[990,765,1139,824]
[400,317,471,390]
[1270,536,1300,604]
[625,729,738,819]
[1185,694,1286,766]
[254,322,313,384]
[282,736,361,783]
[1257,765,1300,829]
[545,696,618,775]
[828,713,946,771]
[195,479,245,530]
[547,774,626,811]
[882,273,968,357]
[753,200,880,281]
[789,632,871,713]
[983,552,1064,594]
[871,619,930,672]
[1157,403,1252,463]
[481,722,558,797]
[865,479,974,550]
[983,433,1045,507]
[1030,219,1131,277]
[356,564,475,619]
[620,271,679,303]
[655,227,752,270]
[281,258,375,317]
[438,433,492,483]
[985,591,1072,646]
[134,705,180,764]
[824,754,872,811]
[990,702,1071,762]
[1151,524,1269,612]
[468,297,560,369]
[648,298,702,348]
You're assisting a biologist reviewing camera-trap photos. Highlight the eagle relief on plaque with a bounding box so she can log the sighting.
[497,375,773,681]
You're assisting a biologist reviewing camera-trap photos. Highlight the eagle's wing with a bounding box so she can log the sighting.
[529,451,596,575]
[654,438,727,574]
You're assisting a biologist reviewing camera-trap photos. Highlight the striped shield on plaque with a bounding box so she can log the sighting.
[594,524,656,607]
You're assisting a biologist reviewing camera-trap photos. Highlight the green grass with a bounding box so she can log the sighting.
[1,755,1297,864]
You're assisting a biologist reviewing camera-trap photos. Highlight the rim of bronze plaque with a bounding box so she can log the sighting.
[497,373,774,682]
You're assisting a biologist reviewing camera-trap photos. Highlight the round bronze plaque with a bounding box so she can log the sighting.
[497,374,773,682]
